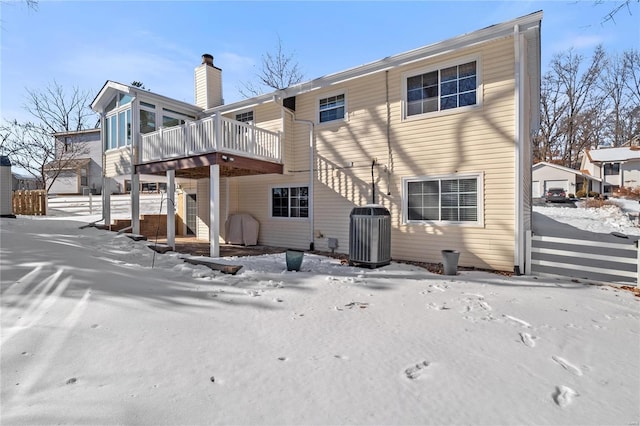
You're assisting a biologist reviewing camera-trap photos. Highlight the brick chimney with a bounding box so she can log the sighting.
[194,54,223,109]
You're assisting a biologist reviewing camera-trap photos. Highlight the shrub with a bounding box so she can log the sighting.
[568,193,575,198]
[581,198,622,209]
[615,186,640,200]
[576,189,586,198]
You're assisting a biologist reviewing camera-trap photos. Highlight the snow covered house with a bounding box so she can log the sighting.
[532,161,601,198]
[45,129,103,195]
[91,11,542,273]
[580,146,640,195]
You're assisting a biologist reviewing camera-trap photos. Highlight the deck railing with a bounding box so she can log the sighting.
[140,114,281,164]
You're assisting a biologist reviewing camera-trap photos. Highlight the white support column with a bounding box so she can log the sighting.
[209,164,220,257]
[131,174,140,234]
[166,170,175,249]
[103,178,111,228]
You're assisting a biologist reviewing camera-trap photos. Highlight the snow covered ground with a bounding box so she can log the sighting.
[1,200,639,425]
[534,197,640,237]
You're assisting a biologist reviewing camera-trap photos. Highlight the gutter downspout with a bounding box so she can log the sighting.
[514,24,524,276]
[129,93,139,234]
[277,96,315,251]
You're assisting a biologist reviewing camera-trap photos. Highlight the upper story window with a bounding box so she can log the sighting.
[405,60,478,118]
[105,95,132,151]
[271,185,309,218]
[319,93,345,123]
[403,173,482,225]
[140,102,156,134]
[236,111,254,123]
[603,162,620,175]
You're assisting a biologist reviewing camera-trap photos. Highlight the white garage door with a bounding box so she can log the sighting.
[532,181,542,198]
[544,180,569,192]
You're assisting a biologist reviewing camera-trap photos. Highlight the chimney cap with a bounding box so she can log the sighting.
[202,53,214,66]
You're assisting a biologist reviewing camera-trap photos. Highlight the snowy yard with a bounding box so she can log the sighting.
[1,203,639,425]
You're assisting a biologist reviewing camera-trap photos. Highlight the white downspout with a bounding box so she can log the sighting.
[277,97,315,251]
[130,94,139,235]
[513,24,524,275]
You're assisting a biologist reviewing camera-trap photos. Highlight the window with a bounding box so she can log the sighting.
[235,111,254,123]
[604,163,620,176]
[319,94,345,123]
[406,60,477,117]
[105,93,133,150]
[162,116,185,128]
[404,174,481,224]
[80,169,87,186]
[140,109,156,134]
[106,109,131,150]
[271,185,309,218]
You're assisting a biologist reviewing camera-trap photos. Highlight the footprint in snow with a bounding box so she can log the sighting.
[553,385,578,408]
[503,314,532,328]
[405,361,430,380]
[519,332,537,348]
[551,356,583,376]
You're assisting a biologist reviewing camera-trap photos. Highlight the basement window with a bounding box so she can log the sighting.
[271,185,309,218]
[403,173,483,225]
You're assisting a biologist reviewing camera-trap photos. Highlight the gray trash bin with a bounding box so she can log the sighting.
[442,250,460,275]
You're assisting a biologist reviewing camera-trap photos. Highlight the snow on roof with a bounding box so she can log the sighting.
[586,147,640,163]
[532,161,602,181]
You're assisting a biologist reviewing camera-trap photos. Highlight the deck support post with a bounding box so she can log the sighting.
[131,173,140,234]
[103,177,111,229]
[209,164,220,257]
[166,169,175,249]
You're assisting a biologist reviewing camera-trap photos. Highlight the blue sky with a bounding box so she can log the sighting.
[1,0,638,124]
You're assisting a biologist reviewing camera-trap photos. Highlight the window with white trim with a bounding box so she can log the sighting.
[406,60,477,117]
[319,94,345,123]
[271,185,309,218]
[404,174,481,223]
[105,93,132,151]
[235,111,254,123]
[603,163,620,176]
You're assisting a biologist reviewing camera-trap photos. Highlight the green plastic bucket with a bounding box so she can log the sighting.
[286,250,304,271]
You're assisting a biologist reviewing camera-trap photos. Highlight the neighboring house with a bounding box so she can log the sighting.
[91,11,542,274]
[11,172,40,190]
[532,161,601,198]
[580,146,640,195]
[45,129,103,195]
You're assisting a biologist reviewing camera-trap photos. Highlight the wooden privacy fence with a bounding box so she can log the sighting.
[12,190,47,215]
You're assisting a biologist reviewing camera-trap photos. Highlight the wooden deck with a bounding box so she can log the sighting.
[153,237,288,258]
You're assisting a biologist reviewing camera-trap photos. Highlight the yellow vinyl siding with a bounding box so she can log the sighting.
[191,34,524,271]
[195,176,229,243]
[230,174,311,249]
[104,148,132,177]
[275,36,517,270]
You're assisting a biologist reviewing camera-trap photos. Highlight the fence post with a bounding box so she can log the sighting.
[636,240,639,288]
[525,230,532,275]
[89,193,93,214]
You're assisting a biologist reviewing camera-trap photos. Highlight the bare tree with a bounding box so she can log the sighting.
[600,51,637,146]
[535,47,606,167]
[0,121,88,191]
[624,50,640,105]
[535,70,567,163]
[1,81,95,190]
[239,36,304,98]
[599,0,639,23]
[23,80,94,133]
